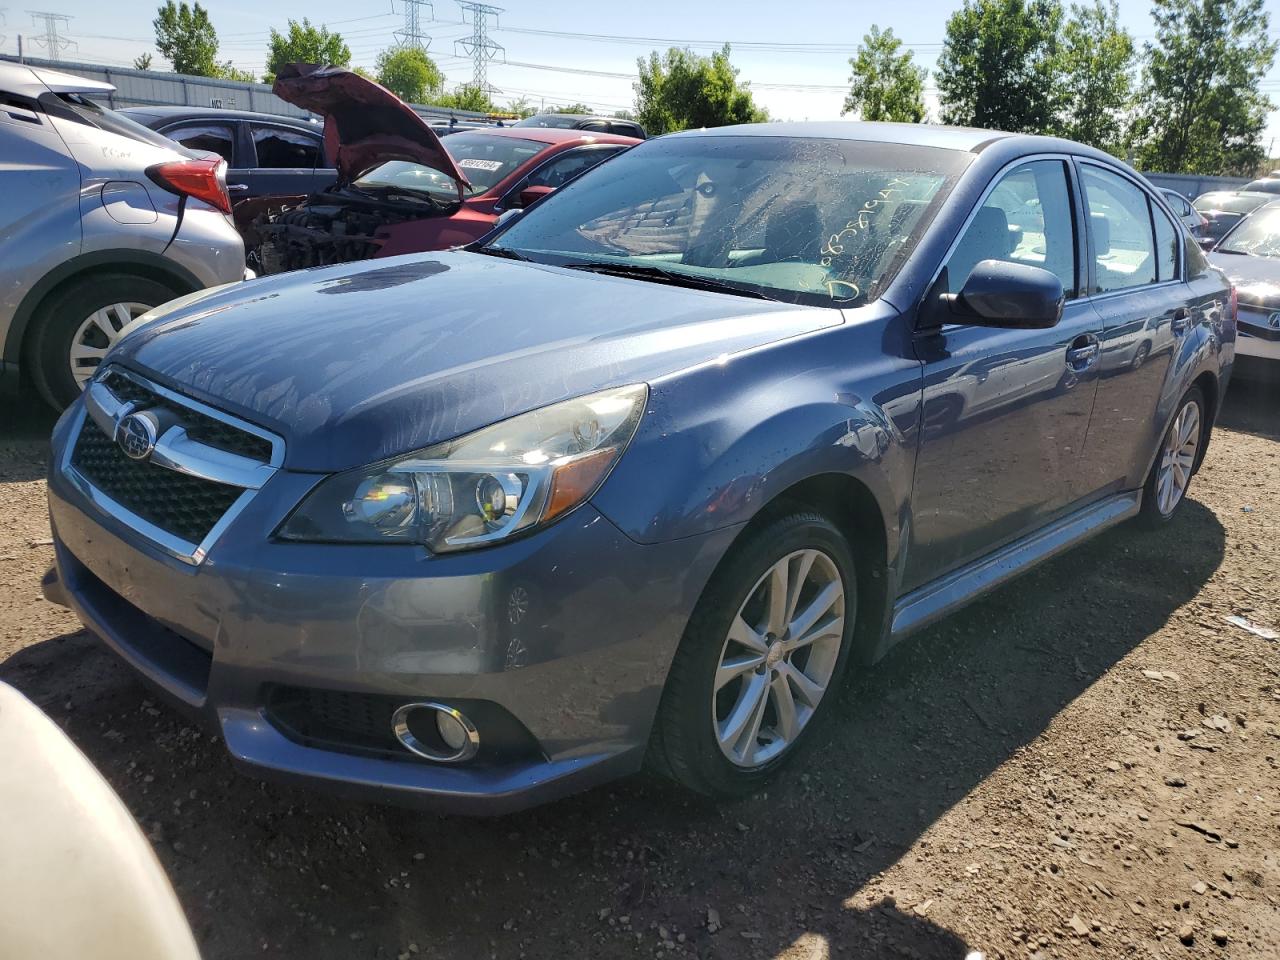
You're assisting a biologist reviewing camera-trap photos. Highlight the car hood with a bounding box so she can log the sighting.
[1208,251,1280,308]
[272,63,469,188]
[109,252,845,472]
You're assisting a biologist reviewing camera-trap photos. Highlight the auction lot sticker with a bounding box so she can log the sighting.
[457,159,504,172]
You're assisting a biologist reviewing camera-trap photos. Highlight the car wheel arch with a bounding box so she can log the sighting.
[7,251,200,365]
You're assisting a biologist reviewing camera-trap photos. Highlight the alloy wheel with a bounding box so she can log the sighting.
[68,302,150,390]
[712,548,845,768]
[1156,400,1200,516]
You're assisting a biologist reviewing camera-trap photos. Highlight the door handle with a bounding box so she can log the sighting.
[227,183,249,193]
[1171,307,1191,335]
[1066,334,1100,370]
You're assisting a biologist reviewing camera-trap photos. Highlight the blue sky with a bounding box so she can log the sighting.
[5,0,1280,146]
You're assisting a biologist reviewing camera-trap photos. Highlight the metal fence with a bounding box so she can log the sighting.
[1140,172,1252,199]
[1,55,497,123]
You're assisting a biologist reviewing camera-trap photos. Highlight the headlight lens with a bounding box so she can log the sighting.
[278,384,647,552]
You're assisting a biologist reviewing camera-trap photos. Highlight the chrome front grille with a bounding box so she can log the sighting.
[62,367,284,564]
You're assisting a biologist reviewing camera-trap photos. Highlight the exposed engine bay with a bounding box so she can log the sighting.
[248,187,458,275]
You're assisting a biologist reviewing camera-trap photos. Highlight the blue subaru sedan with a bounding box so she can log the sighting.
[43,123,1235,812]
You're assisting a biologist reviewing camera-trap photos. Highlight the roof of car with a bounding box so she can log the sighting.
[118,105,322,128]
[448,126,640,146]
[664,120,1044,153]
[0,59,115,98]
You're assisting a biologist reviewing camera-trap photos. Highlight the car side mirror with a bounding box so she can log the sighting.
[950,259,1065,329]
[513,184,555,209]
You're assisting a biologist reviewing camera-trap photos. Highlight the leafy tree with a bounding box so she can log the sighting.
[935,0,1063,132]
[842,25,927,122]
[548,102,593,114]
[217,62,255,83]
[375,47,443,103]
[505,97,537,118]
[352,66,375,80]
[153,1,219,76]
[1054,1,1134,153]
[264,18,351,84]
[612,108,636,120]
[1132,0,1276,175]
[132,52,153,71]
[430,86,495,113]
[634,45,768,135]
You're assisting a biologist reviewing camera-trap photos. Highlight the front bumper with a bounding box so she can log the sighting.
[46,403,737,813]
[1236,305,1280,361]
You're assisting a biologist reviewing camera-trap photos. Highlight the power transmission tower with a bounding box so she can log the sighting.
[0,9,8,51]
[394,0,434,50]
[454,1,503,95]
[26,9,73,60]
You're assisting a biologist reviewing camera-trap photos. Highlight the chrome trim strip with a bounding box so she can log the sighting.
[890,491,1142,640]
[62,367,286,566]
[150,426,276,490]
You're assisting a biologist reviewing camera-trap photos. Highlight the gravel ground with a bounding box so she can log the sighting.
[1,377,1277,960]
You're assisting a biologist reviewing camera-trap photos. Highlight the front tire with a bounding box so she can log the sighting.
[649,512,857,797]
[1139,386,1206,528]
[27,273,180,410]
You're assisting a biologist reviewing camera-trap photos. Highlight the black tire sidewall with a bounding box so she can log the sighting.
[1140,386,1206,527]
[28,274,179,410]
[655,513,858,796]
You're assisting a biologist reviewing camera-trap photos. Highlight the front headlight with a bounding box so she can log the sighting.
[278,384,647,552]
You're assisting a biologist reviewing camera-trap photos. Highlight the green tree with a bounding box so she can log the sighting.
[842,25,927,122]
[634,45,768,135]
[1132,0,1276,175]
[935,0,1063,132]
[430,86,495,112]
[375,47,443,103]
[264,18,351,84]
[1054,1,1134,153]
[549,102,593,114]
[132,52,153,71]
[153,1,219,76]
[217,62,255,83]
[505,97,537,118]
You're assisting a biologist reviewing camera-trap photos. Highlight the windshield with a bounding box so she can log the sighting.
[1194,193,1270,215]
[46,93,189,153]
[1217,205,1280,257]
[484,135,971,306]
[356,132,545,198]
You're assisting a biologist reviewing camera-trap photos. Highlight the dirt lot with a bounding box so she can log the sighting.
[1,378,1277,960]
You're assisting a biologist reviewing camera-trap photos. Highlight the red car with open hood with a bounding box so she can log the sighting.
[248,64,639,274]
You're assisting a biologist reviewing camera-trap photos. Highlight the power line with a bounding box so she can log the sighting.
[27,9,73,60]
[454,0,502,93]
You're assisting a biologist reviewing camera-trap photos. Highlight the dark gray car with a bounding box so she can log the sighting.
[43,122,1234,813]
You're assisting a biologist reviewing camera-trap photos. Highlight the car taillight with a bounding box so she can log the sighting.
[146,158,231,214]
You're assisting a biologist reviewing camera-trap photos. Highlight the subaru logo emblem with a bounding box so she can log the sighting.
[1269,311,1280,329]
[117,412,159,461]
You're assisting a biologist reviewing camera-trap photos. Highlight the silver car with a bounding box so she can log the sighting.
[0,61,247,409]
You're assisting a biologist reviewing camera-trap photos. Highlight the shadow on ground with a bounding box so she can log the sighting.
[1219,368,1280,441]
[2,486,1226,958]
[0,392,58,483]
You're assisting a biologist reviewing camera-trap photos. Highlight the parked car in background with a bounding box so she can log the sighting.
[1159,188,1209,238]
[249,65,638,274]
[513,112,647,139]
[120,105,335,219]
[1208,198,1280,373]
[0,61,246,410]
[1193,190,1273,249]
[1242,177,1280,194]
[44,122,1232,812]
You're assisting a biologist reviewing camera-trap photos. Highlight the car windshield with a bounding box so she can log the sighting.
[484,135,971,307]
[356,132,545,198]
[1194,192,1270,215]
[49,93,190,153]
[1216,205,1280,257]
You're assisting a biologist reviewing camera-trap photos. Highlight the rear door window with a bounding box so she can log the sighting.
[251,124,325,168]
[1081,165,1157,293]
[164,123,236,164]
[1153,203,1179,282]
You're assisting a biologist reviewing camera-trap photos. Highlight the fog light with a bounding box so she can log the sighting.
[391,702,480,763]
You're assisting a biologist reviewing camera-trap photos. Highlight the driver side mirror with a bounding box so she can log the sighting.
[948,259,1065,329]
[512,184,555,210]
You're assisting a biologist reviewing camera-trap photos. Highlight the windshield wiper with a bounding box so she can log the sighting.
[473,245,534,262]
[560,261,772,299]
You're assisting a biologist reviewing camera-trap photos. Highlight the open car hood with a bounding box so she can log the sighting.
[272,63,469,188]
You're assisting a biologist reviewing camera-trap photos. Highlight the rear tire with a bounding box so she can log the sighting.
[649,512,857,797]
[27,273,180,411]
[1138,385,1206,528]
